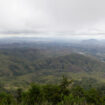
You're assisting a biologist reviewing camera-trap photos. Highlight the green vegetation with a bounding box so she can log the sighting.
[0,48,104,88]
[0,76,105,105]
[1,41,105,104]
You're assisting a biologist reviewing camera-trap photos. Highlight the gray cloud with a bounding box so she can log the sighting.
[0,0,105,36]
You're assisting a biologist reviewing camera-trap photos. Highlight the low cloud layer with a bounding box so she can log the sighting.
[0,0,105,36]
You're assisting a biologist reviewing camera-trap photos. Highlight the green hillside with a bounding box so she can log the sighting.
[34,53,105,72]
[0,50,104,76]
[0,48,104,88]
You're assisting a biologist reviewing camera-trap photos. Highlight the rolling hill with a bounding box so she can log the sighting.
[0,48,104,88]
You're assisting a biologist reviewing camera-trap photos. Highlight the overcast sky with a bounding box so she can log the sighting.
[0,0,105,38]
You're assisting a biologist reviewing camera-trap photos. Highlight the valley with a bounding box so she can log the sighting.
[0,39,104,89]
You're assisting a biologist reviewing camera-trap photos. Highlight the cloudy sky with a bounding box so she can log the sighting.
[0,0,105,38]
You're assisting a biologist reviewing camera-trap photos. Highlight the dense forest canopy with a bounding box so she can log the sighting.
[0,76,105,105]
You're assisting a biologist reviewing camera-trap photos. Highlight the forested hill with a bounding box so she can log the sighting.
[34,53,105,73]
[0,48,105,88]
[0,49,104,77]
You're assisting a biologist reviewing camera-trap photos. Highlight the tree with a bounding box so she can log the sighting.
[43,84,61,105]
[22,84,44,105]
[16,88,22,104]
[59,76,73,97]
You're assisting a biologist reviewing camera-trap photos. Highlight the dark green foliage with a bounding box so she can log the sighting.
[85,88,103,105]
[0,92,15,105]
[16,88,22,104]
[43,85,61,104]
[71,86,85,98]
[59,76,72,99]
[22,84,44,105]
[60,76,72,90]
[0,77,105,105]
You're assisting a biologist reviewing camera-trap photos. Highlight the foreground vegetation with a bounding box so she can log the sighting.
[0,76,105,105]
